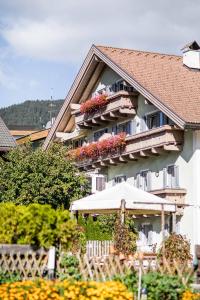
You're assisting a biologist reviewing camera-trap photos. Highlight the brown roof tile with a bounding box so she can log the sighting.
[96,45,200,124]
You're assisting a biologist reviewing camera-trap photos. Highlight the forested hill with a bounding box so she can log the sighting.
[0,100,64,130]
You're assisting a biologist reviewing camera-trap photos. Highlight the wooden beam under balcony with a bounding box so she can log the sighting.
[121,153,138,161]
[118,156,128,163]
[163,144,182,151]
[100,115,117,122]
[151,147,164,156]
[139,150,150,158]
[109,111,127,119]
[119,108,136,115]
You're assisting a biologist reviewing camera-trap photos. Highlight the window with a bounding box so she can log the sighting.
[111,80,134,93]
[93,128,108,141]
[88,175,106,193]
[114,175,126,185]
[96,176,106,191]
[163,165,179,188]
[138,223,153,245]
[136,170,151,191]
[145,111,173,130]
[72,137,85,149]
[112,121,132,135]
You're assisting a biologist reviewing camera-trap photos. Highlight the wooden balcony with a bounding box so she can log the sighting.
[76,125,184,170]
[74,91,138,129]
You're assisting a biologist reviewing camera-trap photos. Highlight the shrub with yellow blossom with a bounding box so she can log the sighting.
[0,279,133,300]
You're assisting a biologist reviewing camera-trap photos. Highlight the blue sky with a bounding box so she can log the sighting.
[0,0,200,108]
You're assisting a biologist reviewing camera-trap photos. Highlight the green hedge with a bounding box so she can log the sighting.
[78,215,116,240]
[0,203,85,251]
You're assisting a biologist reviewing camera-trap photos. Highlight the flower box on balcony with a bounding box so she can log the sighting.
[69,133,126,161]
[80,94,108,114]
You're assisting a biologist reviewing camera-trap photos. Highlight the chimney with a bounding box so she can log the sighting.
[181,41,200,70]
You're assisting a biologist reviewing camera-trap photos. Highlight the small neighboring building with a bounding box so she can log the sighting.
[0,117,16,155]
[15,129,49,148]
[10,129,37,140]
[44,41,200,254]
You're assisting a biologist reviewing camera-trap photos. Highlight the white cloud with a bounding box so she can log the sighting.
[1,0,200,63]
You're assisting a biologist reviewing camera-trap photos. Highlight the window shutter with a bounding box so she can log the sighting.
[112,125,117,135]
[136,173,140,188]
[131,119,136,135]
[96,177,106,191]
[140,117,146,132]
[174,165,179,187]
[147,171,152,191]
[163,168,167,188]
[127,121,131,135]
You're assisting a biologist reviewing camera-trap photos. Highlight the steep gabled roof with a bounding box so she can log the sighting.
[44,44,200,149]
[0,117,16,151]
[96,45,200,125]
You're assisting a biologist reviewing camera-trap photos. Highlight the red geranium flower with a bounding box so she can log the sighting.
[80,94,108,114]
[68,133,126,161]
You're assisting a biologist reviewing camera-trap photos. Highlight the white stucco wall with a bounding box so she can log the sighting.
[92,66,121,94]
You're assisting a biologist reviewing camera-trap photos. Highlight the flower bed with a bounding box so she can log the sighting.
[182,291,200,300]
[70,133,126,161]
[80,94,108,114]
[0,280,133,300]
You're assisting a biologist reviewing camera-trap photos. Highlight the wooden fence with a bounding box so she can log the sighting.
[86,240,113,257]
[74,254,194,285]
[0,245,48,280]
[0,244,195,285]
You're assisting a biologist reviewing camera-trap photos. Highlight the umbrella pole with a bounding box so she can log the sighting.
[120,199,126,224]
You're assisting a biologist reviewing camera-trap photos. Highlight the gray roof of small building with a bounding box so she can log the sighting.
[0,117,16,151]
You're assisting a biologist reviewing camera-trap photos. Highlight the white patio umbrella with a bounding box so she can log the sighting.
[70,182,176,244]
[70,182,176,214]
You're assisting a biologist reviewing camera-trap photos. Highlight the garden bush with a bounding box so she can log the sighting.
[113,214,138,256]
[114,270,189,300]
[158,233,192,262]
[0,279,133,299]
[142,272,187,300]
[0,203,85,251]
[0,269,21,284]
[58,254,82,281]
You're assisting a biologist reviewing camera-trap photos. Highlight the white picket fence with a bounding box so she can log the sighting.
[86,240,113,258]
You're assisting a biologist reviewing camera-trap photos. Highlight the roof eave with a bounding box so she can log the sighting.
[43,45,97,150]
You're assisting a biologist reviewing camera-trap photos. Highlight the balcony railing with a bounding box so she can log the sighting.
[74,91,138,129]
[76,125,184,169]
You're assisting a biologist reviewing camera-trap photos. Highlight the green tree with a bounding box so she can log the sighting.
[0,143,88,208]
